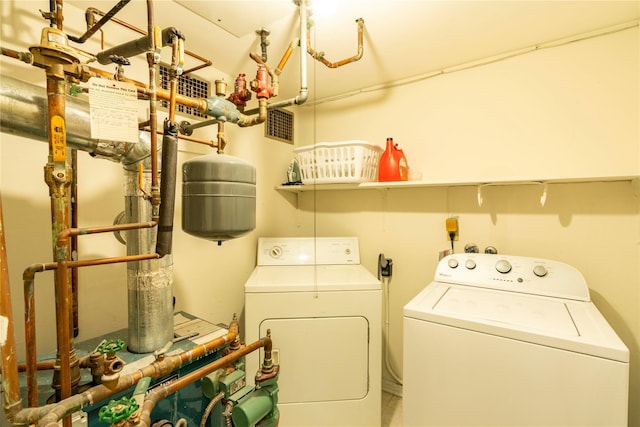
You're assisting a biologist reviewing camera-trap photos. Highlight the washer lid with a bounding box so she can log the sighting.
[244,264,381,292]
[404,282,629,362]
[433,286,579,336]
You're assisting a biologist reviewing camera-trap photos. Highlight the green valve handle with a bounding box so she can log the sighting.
[97,339,125,355]
[98,397,139,424]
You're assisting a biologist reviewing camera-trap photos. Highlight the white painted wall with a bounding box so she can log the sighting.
[294,27,640,425]
[1,1,638,426]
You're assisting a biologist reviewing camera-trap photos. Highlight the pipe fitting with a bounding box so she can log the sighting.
[250,64,274,99]
[89,351,106,384]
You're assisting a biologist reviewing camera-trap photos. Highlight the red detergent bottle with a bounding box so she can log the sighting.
[378,137,409,182]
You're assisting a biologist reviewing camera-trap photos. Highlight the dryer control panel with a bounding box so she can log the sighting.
[436,254,590,301]
[257,237,361,266]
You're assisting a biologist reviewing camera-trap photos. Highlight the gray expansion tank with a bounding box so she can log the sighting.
[182,154,256,242]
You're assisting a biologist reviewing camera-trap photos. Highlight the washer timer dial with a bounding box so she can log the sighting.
[495,259,512,274]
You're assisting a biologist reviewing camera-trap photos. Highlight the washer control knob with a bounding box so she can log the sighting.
[447,258,459,269]
[465,259,476,270]
[533,265,548,277]
[495,259,512,274]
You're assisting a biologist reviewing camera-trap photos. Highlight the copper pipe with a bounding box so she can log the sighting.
[24,263,57,407]
[67,0,132,44]
[238,98,268,127]
[146,1,160,214]
[168,35,182,123]
[84,65,208,113]
[275,40,296,76]
[54,260,72,405]
[84,7,212,75]
[0,194,23,421]
[56,0,63,30]
[56,221,157,248]
[70,253,160,268]
[136,336,269,427]
[156,130,217,149]
[23,249,160,406]
[71,150,79,339]
[21,318,239,427]
[0,47,32,63]
[307,18,364,68]
[18,360,57,372]
[49,220,155,406]
[44,63,76,427]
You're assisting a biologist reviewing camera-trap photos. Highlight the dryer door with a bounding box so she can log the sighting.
[260,316,369,403]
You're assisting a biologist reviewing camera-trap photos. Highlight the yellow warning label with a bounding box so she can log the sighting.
[50,115,66,162]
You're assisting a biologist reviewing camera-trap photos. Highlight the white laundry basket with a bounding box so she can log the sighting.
[294,141,383,184]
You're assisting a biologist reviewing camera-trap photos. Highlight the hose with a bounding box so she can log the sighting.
[199,391,225,427]
[382,276,403,385]
[223,401,234,427]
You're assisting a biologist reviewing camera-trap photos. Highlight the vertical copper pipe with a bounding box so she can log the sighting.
[24,263,57,407]
[45,63,75,427]
[0,195,22,420]
[56,0,63,30]
[71,150,79,338]
[168,36,180,123]
[146,1,160,214]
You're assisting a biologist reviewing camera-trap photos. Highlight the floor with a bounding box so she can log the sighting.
[382,391,403,427]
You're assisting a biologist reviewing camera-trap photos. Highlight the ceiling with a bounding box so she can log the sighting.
[65,1,639,102]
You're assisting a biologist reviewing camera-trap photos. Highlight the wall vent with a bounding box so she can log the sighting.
[158,64,209,119]
[265,108,294,144]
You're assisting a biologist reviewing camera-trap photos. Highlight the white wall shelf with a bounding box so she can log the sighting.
[276,175,639,193]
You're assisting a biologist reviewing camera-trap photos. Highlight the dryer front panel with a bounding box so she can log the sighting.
[259,316,369,403]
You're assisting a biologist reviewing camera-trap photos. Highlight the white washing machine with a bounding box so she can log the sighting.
[244,237,381,427]
[403,253,629,427]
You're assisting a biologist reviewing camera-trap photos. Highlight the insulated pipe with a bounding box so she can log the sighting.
[155,120,178,257]
[84,7,211,75]
[124,166,173,353]
[94,26,183,65]
[0,75,151,164]
[160,28,183,229]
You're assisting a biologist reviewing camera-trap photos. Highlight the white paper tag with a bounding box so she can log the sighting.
[89,77,139,143]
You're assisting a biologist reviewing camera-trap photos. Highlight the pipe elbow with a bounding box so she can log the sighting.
[295,89,309,106]
[23,264,47,280]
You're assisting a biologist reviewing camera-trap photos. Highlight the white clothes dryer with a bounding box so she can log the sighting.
[244,237,381,427]
[403,253,629,427]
